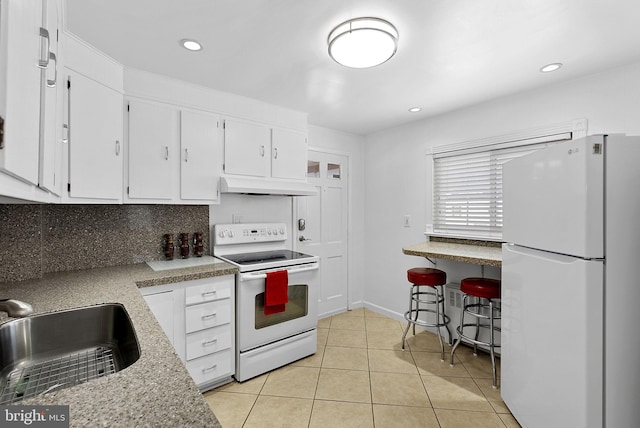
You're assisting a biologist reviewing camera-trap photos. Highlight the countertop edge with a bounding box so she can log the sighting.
[402,242,502,267]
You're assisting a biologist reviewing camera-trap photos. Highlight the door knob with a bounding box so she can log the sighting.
[298,235,312,242]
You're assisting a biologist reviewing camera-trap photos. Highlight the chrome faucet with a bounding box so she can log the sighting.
[0,299,34,317]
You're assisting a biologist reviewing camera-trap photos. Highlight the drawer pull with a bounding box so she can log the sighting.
[202,364,217,373]
[202,339,218,347]
[201,313,217,320]
[202,290,217,297]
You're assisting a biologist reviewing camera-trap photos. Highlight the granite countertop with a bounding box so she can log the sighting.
[403,238,502,267]
[0,261,238,427]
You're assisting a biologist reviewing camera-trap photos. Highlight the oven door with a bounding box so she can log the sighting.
[236,263,319,352]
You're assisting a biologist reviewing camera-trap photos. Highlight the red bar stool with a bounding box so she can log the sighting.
[401,267,451,361]
[450,277,501,388]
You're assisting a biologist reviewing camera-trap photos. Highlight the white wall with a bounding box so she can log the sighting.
[308,125,366,308]
[363,60,640,319]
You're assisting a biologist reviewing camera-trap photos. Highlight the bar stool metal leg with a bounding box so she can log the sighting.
[449,294,467,364]
[450,291,501,388]
[489,299,498,388]
[433,285,445,360]
[402,268,450,360]
[437,284,453,346]
[402,285,414,350]
[402,285,450,360]
[473,296,480,356]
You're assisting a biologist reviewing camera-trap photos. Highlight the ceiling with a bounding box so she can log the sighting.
[65,0,640,135]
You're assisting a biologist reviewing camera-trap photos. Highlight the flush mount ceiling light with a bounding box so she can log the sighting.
[540,62,562,73]
[327,17,398,68]
[180,39,202,51]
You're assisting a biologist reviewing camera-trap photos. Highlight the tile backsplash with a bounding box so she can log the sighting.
[0,204,210,282]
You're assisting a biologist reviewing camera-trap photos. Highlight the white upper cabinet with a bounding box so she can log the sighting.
[127,99,177,200]
[38,0,61,195]
[0,0,47,186]
[223,119,270,178]
[223,119,307,181]
[126,99,220,204]
[66,71,123,200]
[271,128,307,180]
[180,110,221,201]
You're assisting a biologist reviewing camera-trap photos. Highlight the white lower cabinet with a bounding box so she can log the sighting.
[141,288,179,350]
[141,275,235,391]
[186,349,233,386]
[185,299,232,333]
[185,325,233,361]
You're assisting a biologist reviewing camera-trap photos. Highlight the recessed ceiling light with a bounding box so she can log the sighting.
[540,62,562,73]
[180,39,202,51]
[408,107,422,113]
[327,17,399,68]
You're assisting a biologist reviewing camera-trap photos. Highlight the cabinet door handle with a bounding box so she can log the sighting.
[260,145,265,157]
[62,124,69,144]
[46,52,57,88]
[184,148,189,162]
[273,147,278,159]
[202,290,217,297]
[201,313,217,320]
[202,364,217,374]
[38,27,50,68]
[115,140,120,156]
[202,338,218,347]
[164,146,169,160]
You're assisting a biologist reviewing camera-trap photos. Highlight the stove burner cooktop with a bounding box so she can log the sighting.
[221,250,314,266]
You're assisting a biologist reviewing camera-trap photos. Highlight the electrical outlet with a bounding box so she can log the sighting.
[403,215,411,227]
[232,214,243,224]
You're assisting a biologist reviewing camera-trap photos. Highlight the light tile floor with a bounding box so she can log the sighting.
[203,308,521,428]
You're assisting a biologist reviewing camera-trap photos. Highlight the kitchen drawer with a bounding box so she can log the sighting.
[186,324,232,361]
[185,277,233,306]
[185,349,232,386]
[185,299,231,333]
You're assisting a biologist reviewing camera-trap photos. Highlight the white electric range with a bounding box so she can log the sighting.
[213,223,319,382]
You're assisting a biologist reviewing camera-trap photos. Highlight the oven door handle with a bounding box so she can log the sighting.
[239,263,319,281]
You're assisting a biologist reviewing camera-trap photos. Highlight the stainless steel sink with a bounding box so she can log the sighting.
[0,303,140,404]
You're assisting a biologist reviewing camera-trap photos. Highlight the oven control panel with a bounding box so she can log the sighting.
[214,223,287,245]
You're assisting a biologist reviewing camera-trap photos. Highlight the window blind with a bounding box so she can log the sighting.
[432,132,572,239]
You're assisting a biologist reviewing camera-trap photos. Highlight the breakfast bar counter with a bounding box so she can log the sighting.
[403,237,502,267]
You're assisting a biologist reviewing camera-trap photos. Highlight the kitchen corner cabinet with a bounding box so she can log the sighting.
[65,71,123,201]
[140,275,235,391]
[126,99,221,203]
[223,118,307,180]
[140,286,184,358]
[0,0,58,188]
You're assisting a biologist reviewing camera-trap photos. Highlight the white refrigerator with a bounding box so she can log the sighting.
[501,134,640,428]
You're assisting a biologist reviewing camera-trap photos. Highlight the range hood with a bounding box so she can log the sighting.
[220,177,317,196]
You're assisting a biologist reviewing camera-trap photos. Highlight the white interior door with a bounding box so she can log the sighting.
[296,150,348,318]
